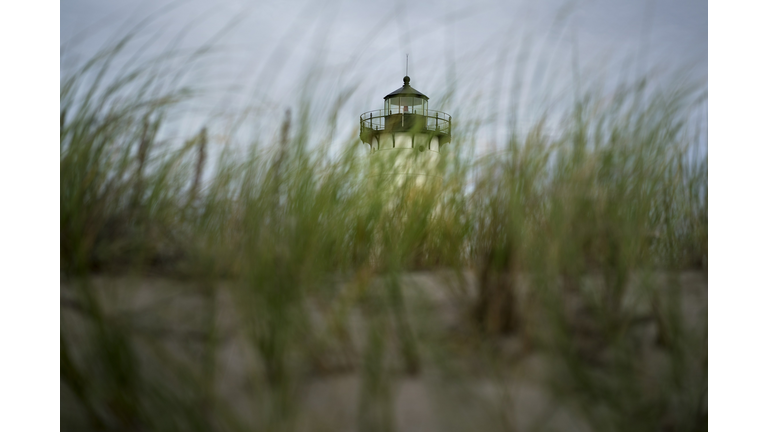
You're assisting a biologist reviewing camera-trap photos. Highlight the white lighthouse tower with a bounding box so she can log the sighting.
[359,75,451,185]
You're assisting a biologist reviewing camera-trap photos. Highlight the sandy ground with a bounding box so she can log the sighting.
[61,270,707,431]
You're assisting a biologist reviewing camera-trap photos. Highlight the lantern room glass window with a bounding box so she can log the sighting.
[385,96,427,115]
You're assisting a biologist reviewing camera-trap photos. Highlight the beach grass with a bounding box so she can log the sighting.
[60,25,707,432]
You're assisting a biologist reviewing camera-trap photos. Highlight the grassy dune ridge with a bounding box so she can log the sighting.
[61,27,707,432]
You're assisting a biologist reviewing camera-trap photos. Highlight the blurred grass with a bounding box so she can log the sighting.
[61,24,707,432]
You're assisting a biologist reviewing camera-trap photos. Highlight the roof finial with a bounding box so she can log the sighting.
[404,54,410,87]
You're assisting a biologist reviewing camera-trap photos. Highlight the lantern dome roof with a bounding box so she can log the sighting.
[384,76,428,100]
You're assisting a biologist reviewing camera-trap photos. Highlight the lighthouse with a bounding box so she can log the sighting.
[359,75,452,185]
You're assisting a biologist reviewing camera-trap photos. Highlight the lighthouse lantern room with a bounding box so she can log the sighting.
[359,76,451,155]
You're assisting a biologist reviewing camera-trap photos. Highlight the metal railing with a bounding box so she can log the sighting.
[360,109,451,134]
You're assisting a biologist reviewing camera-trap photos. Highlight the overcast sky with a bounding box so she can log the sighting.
[60,0,707,154]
